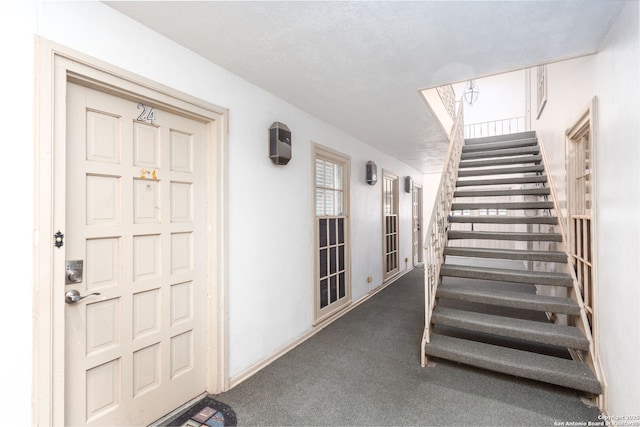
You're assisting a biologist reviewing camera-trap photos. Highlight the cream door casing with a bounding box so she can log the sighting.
[65,82,208,426]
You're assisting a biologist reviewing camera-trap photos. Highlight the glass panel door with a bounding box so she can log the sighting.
[383,173,399,279]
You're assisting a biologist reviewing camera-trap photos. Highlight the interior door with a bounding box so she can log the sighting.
[64,81,208,426]
[383,172,399,280]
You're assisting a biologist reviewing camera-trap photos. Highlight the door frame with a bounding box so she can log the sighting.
[33,37,229,426]
[382,169,400,281]
[412,184,424,265]
[565,97,600,368]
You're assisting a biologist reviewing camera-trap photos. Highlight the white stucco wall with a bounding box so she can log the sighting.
[1,1,424,423]
[528,54,598,221]
[529,1,640,416]
[590,2,640,416]
[0,1,36,424]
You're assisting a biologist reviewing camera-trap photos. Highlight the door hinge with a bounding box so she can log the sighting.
[54,230,64,248]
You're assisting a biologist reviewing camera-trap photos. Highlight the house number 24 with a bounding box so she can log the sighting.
[137,103,156,124]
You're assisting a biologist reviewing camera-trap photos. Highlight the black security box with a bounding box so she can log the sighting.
[269,122,292,165]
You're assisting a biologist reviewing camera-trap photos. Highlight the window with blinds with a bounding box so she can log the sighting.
[314,149,350,322]
[316,159,344,216]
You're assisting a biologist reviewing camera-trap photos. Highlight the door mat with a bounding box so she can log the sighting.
[160,395,237,427]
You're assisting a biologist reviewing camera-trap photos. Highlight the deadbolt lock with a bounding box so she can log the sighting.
[65,260,84,285]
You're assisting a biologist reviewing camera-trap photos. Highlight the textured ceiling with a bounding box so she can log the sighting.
[105,1,626,173]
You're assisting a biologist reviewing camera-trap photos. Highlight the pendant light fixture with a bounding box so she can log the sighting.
[463,80,480,105]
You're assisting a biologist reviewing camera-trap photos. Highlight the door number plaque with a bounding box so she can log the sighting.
[137,103,156,124]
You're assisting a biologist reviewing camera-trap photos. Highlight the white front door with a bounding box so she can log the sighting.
[64,81,208,426]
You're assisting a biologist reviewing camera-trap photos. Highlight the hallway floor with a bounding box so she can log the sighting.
[214,266,601,426]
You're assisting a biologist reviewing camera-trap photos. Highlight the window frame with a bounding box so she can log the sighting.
[312,144,351,324]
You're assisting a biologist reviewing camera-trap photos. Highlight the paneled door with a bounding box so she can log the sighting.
[64,82,208,426]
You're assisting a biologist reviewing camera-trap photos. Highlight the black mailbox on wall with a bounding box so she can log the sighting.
[269,122,292,165]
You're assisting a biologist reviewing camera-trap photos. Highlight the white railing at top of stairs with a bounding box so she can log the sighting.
[464,116,526,139]
[421,99,464,367]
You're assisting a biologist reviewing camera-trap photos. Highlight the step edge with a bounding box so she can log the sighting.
[459,156,543,168]
[439,265,573,286]
[424,334,601,394]
[432,307,590,350]
[443,247,567,262]
[447,231,563,242]
[437,287,580,315]
[441,264,571,279]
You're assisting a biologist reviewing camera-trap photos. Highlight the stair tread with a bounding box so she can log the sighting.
[459,155,542,168]
[454,187,550,197]
[440,264,572,287]
[444,247,567,263]
[464,130,536,144]
[464,132,537,145]
[461,145,540,160]
[457,175,547,187]
[448,230,563,242]
[451,201,554,210]
[458,165,544,177]
[432,306,588,350]
[462,138,538,153]
[424,334,601,394]
[448,216,558,225]
[437,284,580,315]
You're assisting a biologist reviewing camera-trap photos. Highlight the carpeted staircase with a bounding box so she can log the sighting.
[423,131,601,396]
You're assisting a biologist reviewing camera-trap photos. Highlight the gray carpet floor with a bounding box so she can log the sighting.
[214,265,601,426]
